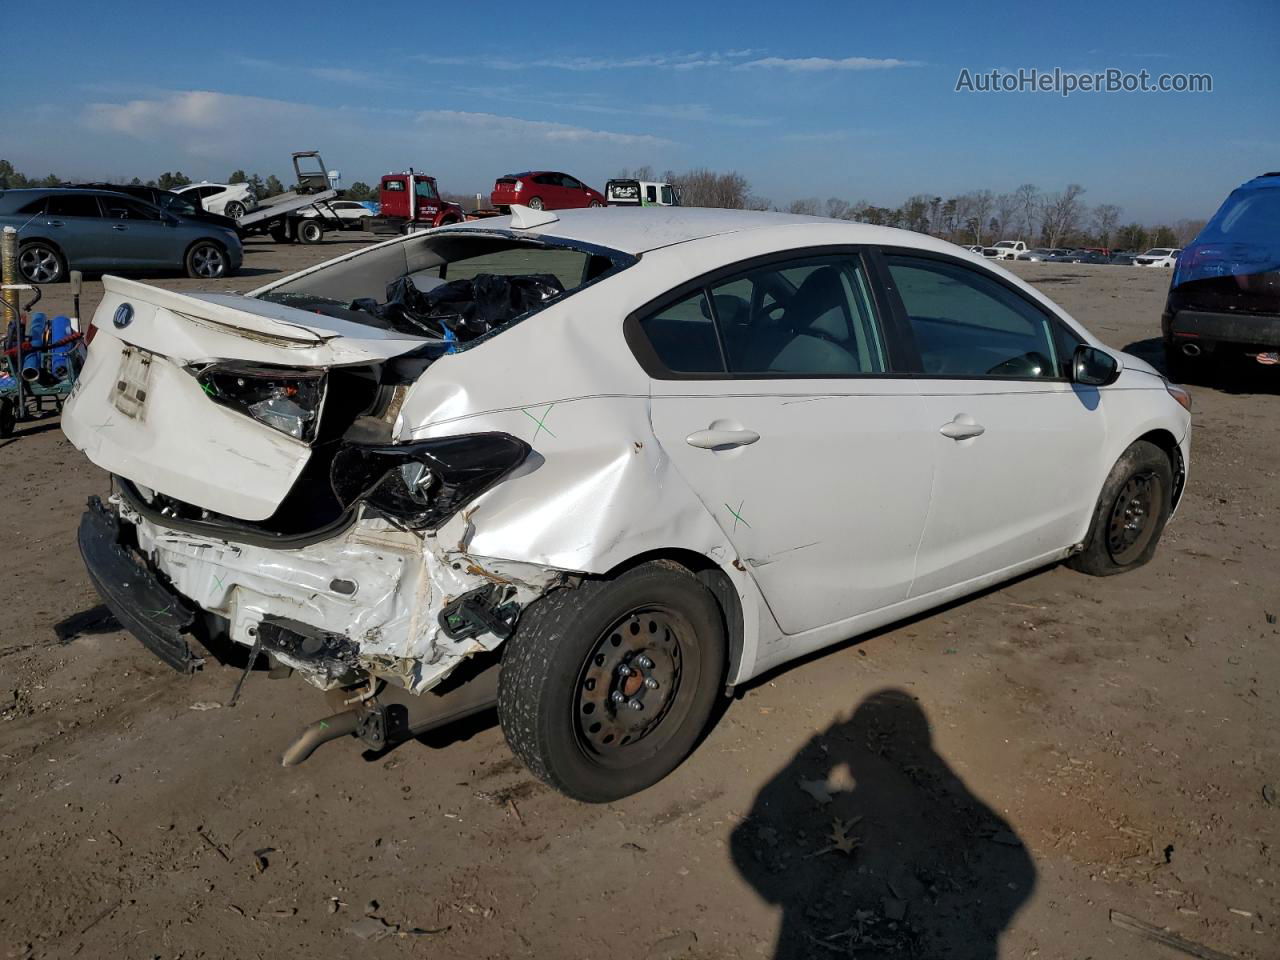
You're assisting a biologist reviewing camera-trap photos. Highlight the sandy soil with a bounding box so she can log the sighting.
[1,239,1276,960]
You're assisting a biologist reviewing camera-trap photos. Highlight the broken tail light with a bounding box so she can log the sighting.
[193,362,326,442]
[330,433,530,530]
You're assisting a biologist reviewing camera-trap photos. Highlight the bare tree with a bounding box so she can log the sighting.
[1040,184,1087,248]
[1013,183,1040,239]
[617,165,656,181]
[1173,217,1207,245]
[824,197,851,220]
[667,169,753,208]
[1091,203,1122,247]
[993,192,1019,239]
[787,197,821,216]
[966,190,995,243]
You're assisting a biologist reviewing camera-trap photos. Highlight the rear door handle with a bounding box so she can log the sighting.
[45,220,64,227]
[686,428,760,450]
[939,418,985,441]
[112,224,127,231]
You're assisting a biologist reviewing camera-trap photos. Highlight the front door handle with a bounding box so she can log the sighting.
[45,220,64,227]
[939,417,985,441]
[686,428,760,450]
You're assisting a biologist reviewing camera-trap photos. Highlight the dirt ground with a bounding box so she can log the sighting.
[1,236,1276,960]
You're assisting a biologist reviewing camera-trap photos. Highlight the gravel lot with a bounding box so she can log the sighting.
[1,236,1276,960]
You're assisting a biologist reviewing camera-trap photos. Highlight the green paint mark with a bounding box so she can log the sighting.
[725,500,750,532]
[212,573,226,592]
[200,381,216,397]
[140,604,172,622]
[521,402,558,442]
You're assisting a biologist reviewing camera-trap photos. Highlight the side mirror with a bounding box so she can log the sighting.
[1072,345,1120,386]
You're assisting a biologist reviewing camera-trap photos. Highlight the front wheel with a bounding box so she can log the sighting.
[185,241,228,279]
[498,561,726,802]
[1067,440,1174,576]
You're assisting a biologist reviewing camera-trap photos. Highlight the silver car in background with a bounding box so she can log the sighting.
[0,188,243,282]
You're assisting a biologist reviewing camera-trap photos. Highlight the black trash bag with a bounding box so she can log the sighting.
[351,273,564,341]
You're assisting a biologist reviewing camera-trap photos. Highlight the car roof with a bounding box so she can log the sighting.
[1239,173,1280,191]
[438,206,980,257]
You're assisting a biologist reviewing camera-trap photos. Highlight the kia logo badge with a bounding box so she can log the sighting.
[113,303,134,329]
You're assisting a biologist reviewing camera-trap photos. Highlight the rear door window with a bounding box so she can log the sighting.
[636,254,887,377]
[46,194,102,218]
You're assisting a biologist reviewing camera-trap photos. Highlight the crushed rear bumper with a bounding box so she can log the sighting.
[77,495,200,673]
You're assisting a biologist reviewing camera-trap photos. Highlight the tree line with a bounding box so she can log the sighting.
[1,158,1204,250]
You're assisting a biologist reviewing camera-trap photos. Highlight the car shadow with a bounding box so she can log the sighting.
[1124,336,1280,395]
[730,688,1036,959]
[53,604,121,643]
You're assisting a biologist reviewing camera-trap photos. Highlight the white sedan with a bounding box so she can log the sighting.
[63,207,1192,802]
[173,181,258,220]
[296,199,373,227]
[1134,247,1181,268]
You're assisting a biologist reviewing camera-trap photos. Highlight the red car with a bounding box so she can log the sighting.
[490,171,605,213]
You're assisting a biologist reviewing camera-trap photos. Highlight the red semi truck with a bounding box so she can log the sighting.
[366,170,465,234]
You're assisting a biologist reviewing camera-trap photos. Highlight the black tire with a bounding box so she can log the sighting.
[0,398,15,438]
[1067,440,1174,577]
[588,200,603,208]
[17,241,66,284]
[298,219,324,244]
[498,561,726,802]
[525,196,544,210]
[185,241,229,279]
[269,224,291,243]
[223,200,246,220]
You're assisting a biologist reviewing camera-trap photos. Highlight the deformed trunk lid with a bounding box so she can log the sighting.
[62,276,430,522]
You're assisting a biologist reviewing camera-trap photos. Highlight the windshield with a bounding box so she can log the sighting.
[995,241,1016,248]
[257,231,634,346]
[1143,249,1172,256]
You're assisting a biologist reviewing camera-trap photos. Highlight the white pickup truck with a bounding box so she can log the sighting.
[982,240,1028,260]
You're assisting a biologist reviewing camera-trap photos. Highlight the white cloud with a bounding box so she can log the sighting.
[417,49,758,72]
[417,109,673,147]
[736,56,920,72]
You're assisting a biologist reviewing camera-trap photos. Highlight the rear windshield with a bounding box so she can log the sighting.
[257,231,633,348]
[1197,188,1280,245]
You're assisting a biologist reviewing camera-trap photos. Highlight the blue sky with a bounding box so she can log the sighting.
[8,0,1278,222]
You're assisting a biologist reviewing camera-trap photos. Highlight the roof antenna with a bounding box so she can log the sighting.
[509,203,559,229]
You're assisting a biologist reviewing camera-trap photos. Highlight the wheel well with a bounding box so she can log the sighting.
[185,237,226,257]
[18,236,64,257]
[1136,428,1186,508]
[603,549,745,691]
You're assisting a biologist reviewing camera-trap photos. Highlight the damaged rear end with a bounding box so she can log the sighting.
[63,228,632,759]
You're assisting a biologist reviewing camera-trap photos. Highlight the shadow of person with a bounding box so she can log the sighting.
[731,688,1035,959]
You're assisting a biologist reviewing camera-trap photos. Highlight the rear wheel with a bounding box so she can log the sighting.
[298,219,324,244]
[185,241,228,279]
[1067,440,1174,576]
[223,200,246,220]
[18,241,65,284]
[269,224,291,243]
[498,561,726,802]
[588,200,603,208]
[525,196,544,210]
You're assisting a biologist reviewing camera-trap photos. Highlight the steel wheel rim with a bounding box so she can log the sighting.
[575,606,690,765]
[1106,471,1162,564]
[192,245,225,278]
[20,247,59,283]
[303,223,321,241]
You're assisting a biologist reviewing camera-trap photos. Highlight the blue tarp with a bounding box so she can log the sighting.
[1174,175,1280,287]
